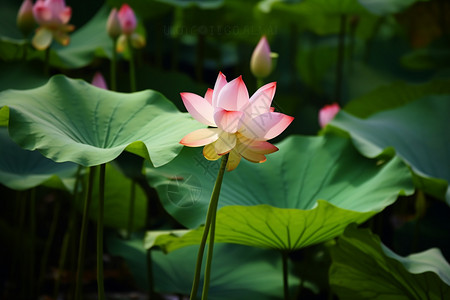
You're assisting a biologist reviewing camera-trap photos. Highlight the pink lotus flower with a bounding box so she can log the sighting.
[180,72,294,171]
[106,8,121,39]
[250,36,273,79]
[319,103,340,128]
[17,0,36,36]
[91,72,108,90]
[31,0,74,50]
[118,4,137,36]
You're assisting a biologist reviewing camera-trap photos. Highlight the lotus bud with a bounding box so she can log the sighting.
[250,36,273,79]
[319,103,340,128]
[130,32,146,49]
[106,8,121,39]
[92,72,108,90]
[17,0,36,37]
[118,4,137,36]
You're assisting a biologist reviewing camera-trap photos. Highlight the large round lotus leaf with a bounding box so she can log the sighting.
[145,135,413,251]
[0,75,204,167]
[329,224,450,299]
[106,232,314,299]
[0,127,77,191]
[330,95,450,204]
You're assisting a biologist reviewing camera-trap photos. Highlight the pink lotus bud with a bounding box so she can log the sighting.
[92,72,108,90]
[17,0,36,36]
[106,8,121,39]
[250,36,273,79]
[319,103,340,128]
[118,4,137,36]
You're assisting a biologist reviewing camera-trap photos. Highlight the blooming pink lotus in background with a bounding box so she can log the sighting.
[319,103,340,128]
[180,72,294,171]
[91,72,108,90]
[117,4,137,36]
[31,0,74,50]
[17,0,36,36]
[250,36,273,79]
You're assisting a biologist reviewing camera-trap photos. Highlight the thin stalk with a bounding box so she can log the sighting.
[190,154,228,300]
[282,252,289,300]
[97,163,106,300]
[256,78,264,90]
[127,38,136,92]
[44,47,50,76]
[74,166,97,300]
[334,14,347,105]
[147,249,155,299]
[110,38,118,91]
[195,33,206,82]
[29,188,36,299]
[126,180,136,240]
[38,197,62,294]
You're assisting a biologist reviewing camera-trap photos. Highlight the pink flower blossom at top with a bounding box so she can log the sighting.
[91,72,108,90]
[31,0,74,50]
[250,36,272,79]
[180,72,294,171]
[319,103,340,128]
[17,0,36,36]
[118,4,137,36]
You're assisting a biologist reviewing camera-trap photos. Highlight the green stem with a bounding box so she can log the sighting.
[190,154,228,300]
[334,14,347,105]
[256,78,264,90]
[29,188,36,299]
[97,163,106,300]
[38,197,61,294]
[126,180,136,240]
[111,38,118,91]
[147,249,155,299]
[44,47,50,76]
[74,166,96,300]
[127,38,136,92]
[282,252,289,300]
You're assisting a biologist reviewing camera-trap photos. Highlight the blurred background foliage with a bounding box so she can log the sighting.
[0,0,449,299]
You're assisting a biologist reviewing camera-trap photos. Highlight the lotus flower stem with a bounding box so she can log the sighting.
[282,251,289,300]
[127,38,136,92]
[97,163,106,300]
[75,166,96,300]
[111,38,118,91]
[126,180,136,239]
[44,46,50,76]
[38,197,61,294]
[256,78,264,90]
[334,14,347,105]
[190,154,229,300]
[29,188,36,299]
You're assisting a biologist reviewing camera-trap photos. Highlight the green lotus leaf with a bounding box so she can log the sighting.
[107,232,315,299]
[0,75,204,167]
[329,224,450,299]
[79,163,147,230]
[0,127,77,191]
[358,0,429,15]
[330,95,450,203]
[145,135,413,250]
[344,79,450,118]
[154,0,224,9]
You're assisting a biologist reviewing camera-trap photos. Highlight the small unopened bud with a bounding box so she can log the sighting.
[107,8,121,39]
[118,4,137,36]
[319,103,340,128]
[130,32,146,49]
[17,0,36,37]
[250,36,273,79]
[92,72,108,90]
